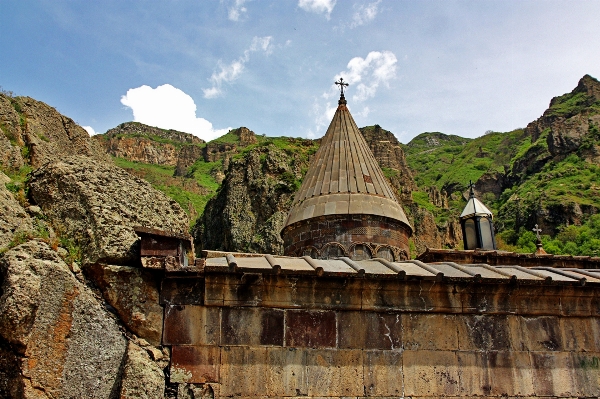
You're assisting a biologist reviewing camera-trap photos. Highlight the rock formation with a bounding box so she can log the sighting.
[197,142,309,255]
[360,125,416,201]
[1,95,191,397]
[28,155,189,265]
[0,93,108,169]
[0,172,33,250]
[0,240,127,398]
[94,121,205,168]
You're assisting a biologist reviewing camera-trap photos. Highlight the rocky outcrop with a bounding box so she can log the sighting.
[119,342,166,399]
[0,240,128,398]
[0,172,33,250]
[101,121,203,145]
[0,94,108,169]
[29,155,189,265]
[86,264,163,345]
[513,75,600,181]
[100,135,180,166]
[360,125,416,201]
[409,204,462,254]
[175,145,205,176]
[426,186,448,209]
[94,121,205,167]
[197,143,308,255]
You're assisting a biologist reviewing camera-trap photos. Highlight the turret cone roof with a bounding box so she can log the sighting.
[283,94,411,230]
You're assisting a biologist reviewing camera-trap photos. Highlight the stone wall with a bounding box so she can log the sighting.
[161,272,600,398]
[282,214,411,261]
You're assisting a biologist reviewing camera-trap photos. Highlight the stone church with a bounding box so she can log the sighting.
[138,82,600,398]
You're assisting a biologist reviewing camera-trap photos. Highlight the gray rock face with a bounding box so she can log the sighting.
[0,94,108,169]
[198,144,302,255]
[119,342,165,399]
[0,94,26,170]
[87,264,163,345]
[29,155,189,265]
[0,240,127,398]
[0,172,33,250]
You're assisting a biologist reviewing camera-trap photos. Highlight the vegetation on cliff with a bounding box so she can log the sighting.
[75,74,600,257]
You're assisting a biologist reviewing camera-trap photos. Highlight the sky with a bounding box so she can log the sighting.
[2,1,600,143]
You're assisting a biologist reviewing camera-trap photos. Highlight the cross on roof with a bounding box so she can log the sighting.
[532,224,542,240]
[467,180,475,198]
[335,77,349,95]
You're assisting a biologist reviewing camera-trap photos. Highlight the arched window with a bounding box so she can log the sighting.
[350,243,372,261]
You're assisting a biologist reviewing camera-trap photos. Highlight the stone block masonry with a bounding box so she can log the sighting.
[161,271,600,398]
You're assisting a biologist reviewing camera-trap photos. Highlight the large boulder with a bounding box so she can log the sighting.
[119,342,165,399]
[29,155,189,265]
[0,171,33,251]
[0,94,108,169]
[0,240,127,398]
[86,264,163,345]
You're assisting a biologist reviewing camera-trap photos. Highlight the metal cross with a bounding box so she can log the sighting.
[532,224,542,240]
[467,180,475,198]
[335,77,349,95]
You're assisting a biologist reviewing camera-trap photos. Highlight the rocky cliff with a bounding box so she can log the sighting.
[194,129,434,255]
[0,93,186,397]
[0,94,108,169]
[196,138,318,255]
[94,121,204,167]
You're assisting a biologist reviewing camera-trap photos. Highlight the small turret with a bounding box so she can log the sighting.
[460,181,496,250]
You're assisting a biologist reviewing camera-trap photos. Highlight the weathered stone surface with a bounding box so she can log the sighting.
[0,172,33,250]
[29,155,189,264]
[219,346,267,396]
[119,342,165,399]
[285,310,336,348]
[0,240,127,398]
[0,94,108,168]
[163,305,220,346]
[403,350,460,397]
[402,314,460,350]
[221,307,284,346]
[363,350,403,396]
[265,347,307,396]
[531,352,577,397]
[0,339,24,398]
[305,349,362,397]
[338,311,401,350]
[87,264,164,345]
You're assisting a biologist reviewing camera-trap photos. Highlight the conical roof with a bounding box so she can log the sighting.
[283,94,411,230]
[460,189,493,219]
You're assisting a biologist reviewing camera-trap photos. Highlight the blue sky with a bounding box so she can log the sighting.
[2,1,600,143]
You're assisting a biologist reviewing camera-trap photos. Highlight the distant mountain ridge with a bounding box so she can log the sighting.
[43,74,600,256]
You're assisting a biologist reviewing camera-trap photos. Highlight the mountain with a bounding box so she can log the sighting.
[0,91,187,396]
[86,74,600,257]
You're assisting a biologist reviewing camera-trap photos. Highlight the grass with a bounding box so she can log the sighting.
[113,157,217,223]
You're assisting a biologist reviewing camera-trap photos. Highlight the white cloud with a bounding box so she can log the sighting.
[121,84,230,142]
[82,126,97,136]
[350,0,381,28]
[337,50,397,103]
[227,0,248,21]
[298,0,336,19]
[311,51,397,136]
[203,36,273,98]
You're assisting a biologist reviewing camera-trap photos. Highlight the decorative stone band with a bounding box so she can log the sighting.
[283,193,412,231]
[282,214,411,261]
